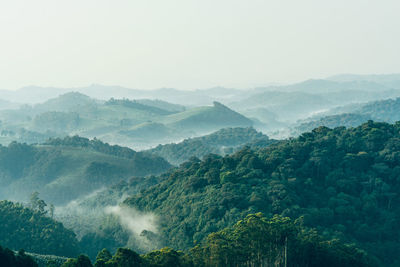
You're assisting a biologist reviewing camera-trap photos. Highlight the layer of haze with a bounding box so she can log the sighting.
[0,0,399,90]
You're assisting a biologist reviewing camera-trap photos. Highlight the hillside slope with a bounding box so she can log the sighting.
[0,94,255,149]
[162,102,253,132]
[146,127,274,165]
[0,136,171,204]
[0,200,79,257]
[124,121,400,266]
[292,97,400,135]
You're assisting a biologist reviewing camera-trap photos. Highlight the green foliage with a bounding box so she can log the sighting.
[190,213,374,267]
[86,214,372,267]
[297,97,400,135]
[147,127,275,165]
[359,97,400,122]
[0,246,38,267]
[102,248,142,267]
[0,200,79,257]
[142,247,191,267]
[295,113,372,134]
[61,255,92,267]
[33,112,80,133]
[105,99,173,116]
[0,138,171,205]
[24,252,68,267]
[165,102,252,133]
[59,176,163,260]
[124,121,400,266]
[94,249,112,267]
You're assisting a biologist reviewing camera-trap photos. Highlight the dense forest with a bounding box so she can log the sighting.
[294,113,372,134]
[56,213,373,267]
[121,121,400,266]
[2,0,400,263]
[0,200,79,257]
[2,121,400,266]
[0,246,37,267]
[293,97,400,136]
[146,127,275,165]
[0,137,171,204]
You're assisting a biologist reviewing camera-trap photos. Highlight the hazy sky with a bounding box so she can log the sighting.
[0,0,399,90]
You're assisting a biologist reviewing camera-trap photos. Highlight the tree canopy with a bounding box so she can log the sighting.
[123,121,400,266]
[0,200,79,257]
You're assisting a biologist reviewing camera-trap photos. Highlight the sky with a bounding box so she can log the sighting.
[0,0,399,91]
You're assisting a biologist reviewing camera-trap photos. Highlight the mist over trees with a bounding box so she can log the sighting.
[3,74,400,266]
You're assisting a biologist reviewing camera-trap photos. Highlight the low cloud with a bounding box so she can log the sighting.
[105,205,158,235]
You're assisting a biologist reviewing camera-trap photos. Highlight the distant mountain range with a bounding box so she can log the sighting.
[293,97,400,134]
[2,73,400,146]
[0,93,253,149]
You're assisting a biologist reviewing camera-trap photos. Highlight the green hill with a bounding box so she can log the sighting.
[229,91,332,122]
[358,97,400,122]
[163,102,252,133]
[146,127,274,165]
[123,121,400,266]
[293,97,400,135]
[294,113,373,134]
[0,136,171,205]
[135,99,186,113]
[0,95,255,149]
[33,92,100,114]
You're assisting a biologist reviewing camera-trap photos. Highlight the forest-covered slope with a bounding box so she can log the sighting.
[294,113,372,134]
[0,136,171,204]
[65,213,374,267]
[146,127,274,165]
[294,97,400,135]
[0,200,79,257]
[124,121,400,266]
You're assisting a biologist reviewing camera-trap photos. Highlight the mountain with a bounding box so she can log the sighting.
[0,136,171,205]
[293,113,373,134]
[0,94,255,149]
[0,86,67,104]
[163,102,253,133]
[0,200,79,257]
[32,92,101,114]
[327,73,400,88]
[229,91,332,122]
[121,121,400,266]
[357,97,400,122]
[134,99,186,113]
[146,127,274,165]
[236,107,288,130]
[257,78,398,94]
[229,79,400,125]
[293,97,400,135]
[0,85,240,106]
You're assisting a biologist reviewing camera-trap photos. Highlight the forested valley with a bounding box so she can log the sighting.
[2,75,400,266]
[0,120,400,266]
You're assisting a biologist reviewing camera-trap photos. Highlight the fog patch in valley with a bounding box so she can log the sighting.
[54,188,160,252]
[105,205,158,235]
[104,205,160,252]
